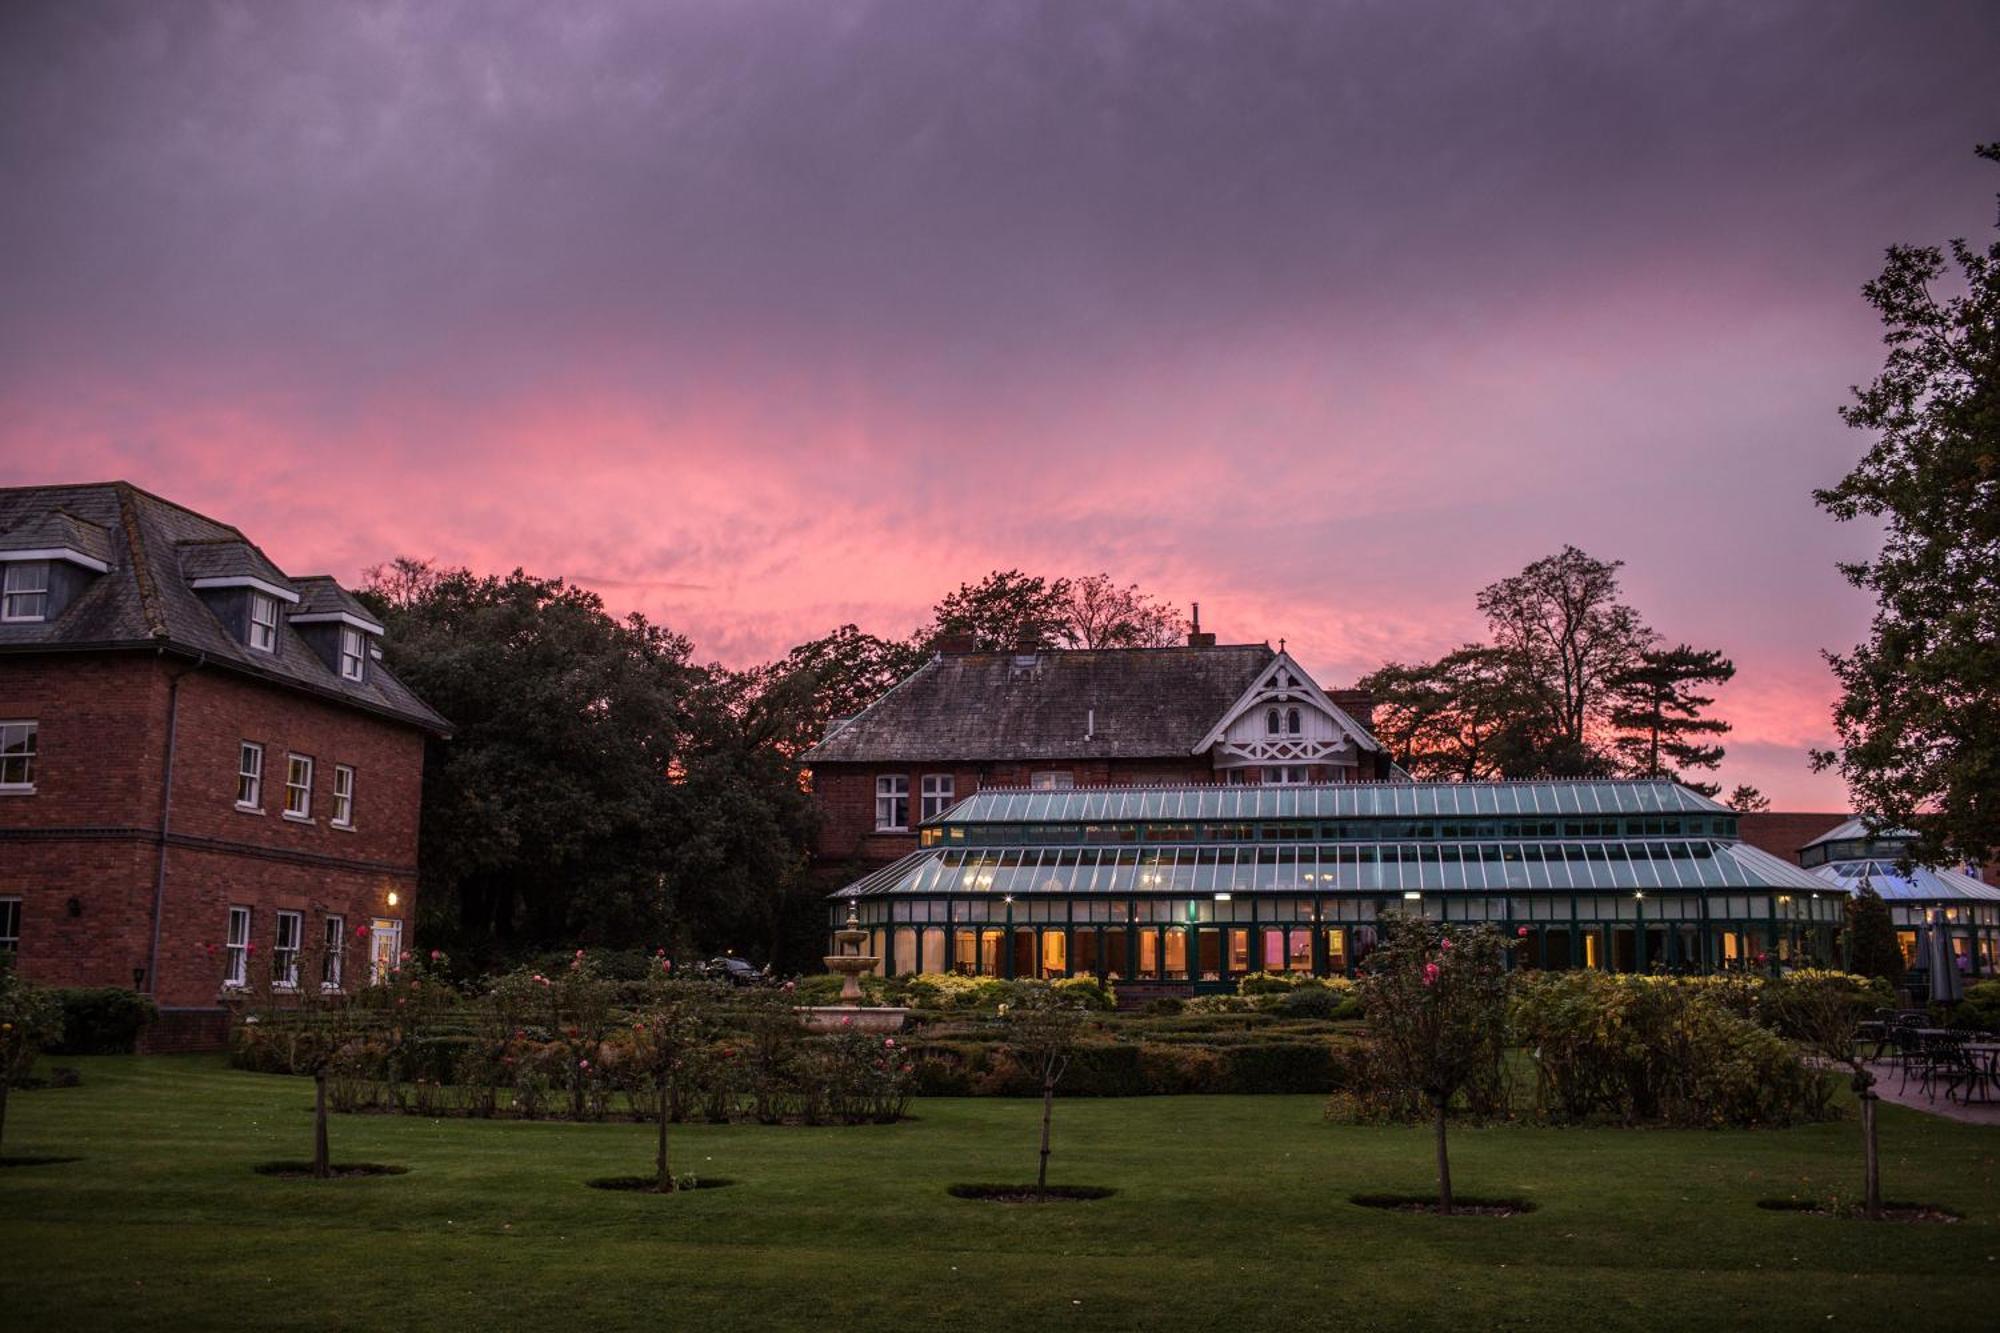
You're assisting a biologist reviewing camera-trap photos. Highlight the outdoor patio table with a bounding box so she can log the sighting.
[1950,1043,2000,1104]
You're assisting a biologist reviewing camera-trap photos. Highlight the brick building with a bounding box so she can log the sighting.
[0,482,446,1048]
[802,634,1388,873]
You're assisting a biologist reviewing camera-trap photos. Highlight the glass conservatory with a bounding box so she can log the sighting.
[1800,819,2000,977]
[827,780,1840,985]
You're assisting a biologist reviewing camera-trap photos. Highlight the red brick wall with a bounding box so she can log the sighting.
[1736,811,1850,864]
[0,652,426,1033]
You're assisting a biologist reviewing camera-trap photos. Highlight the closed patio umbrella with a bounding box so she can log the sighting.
[1928,909,1965,1005]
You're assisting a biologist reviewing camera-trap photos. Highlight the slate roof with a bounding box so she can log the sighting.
[292,575,385,629]
[0,508,115,565]
[0,482,447,734]
[803,644,1285,764]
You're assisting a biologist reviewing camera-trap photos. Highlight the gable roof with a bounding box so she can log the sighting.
[0,482,447,734]
[804,643,1285,764]
[1191,647,1379,754]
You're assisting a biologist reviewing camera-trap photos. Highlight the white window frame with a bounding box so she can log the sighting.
[1,560,51,622]
[369,917,403,983]
[1263,765,1309,786]
[224,906,251,988]
[1031,770,1075,791]
[874,774,910,832]
[284,753,314,820]
[338,626,365,681]
[236,741,263,810]
[0,720,37,792]
[273,910,303,990]
[332,764,355,828]
[920,774,955,822]
[0,896,19,953]
[323,915,345,990]
[248,591,280,653]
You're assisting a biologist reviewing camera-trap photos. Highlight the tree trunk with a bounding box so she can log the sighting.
[313,1072,330,1179]
[656,1077,674,1193]
[1860,1089,1881,1221]
[1433,1094,1453,1215]
[1037,1075,1055,1195]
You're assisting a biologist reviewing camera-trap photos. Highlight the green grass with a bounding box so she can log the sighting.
[4,1057,1999,1331]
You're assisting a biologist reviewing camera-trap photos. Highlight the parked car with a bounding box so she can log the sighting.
[692,956,773,988]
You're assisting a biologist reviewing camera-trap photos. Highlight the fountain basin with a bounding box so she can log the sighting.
[800,1006,910,1033]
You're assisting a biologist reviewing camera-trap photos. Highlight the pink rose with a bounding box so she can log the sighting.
[1517,927,1529,938]
[578,1059,590,1071]
[1422,962,1440,986]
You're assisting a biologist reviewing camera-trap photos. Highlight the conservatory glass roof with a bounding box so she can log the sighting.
[835,838,1827,899]
[929,779,1729,827]
[1809,861,2000,904]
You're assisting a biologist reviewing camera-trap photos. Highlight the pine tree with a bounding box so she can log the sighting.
[1609,645,1736,794]
[1841,882,1905,986]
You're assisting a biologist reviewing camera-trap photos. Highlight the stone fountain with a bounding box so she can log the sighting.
[801,901,908,1032]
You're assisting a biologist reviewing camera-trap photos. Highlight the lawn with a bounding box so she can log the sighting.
[3,1057,1998,1331]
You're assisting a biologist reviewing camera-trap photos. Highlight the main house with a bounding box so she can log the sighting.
[0,482,447,1048]
[803,631,1391,872]
[807,630,1840,989]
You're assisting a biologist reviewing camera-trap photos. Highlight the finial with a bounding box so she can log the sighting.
[844,900,860,931]
[1279,636,1287,654]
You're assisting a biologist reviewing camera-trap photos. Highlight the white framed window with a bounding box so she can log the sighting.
[369,917,403,983]
[332,764,355,828]
[273,910,302,989]
[338,626,365,681]
[323,915,345,989]
[1286,707,1302,735]
[0,897,19,953]
[0,721,37,791]
[1,561,50,622]
[284,753,313,819]
[1031,771,1075,791]
[248,591,279,652]
[874,774,910,831]
[1263,765,1309,786]
[224,906,251,987]
[1265,708,1280,735]
[236,741,263,809]
[920,774,955,822]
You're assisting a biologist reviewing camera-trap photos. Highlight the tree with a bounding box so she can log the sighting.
[1058,574,1185,648]
[1362,647,1538,780]
[1727,784,1771,813]
[0,972,64,1161]
[1763,971,1892,1220]
[1812,144,2000,870]
[629,977,722,1193]
[1004,989,1089,1195]
[1354,917,1511,1215]
[1842,882,1905,987]
[751,625,929,760]
[924,570,1072,651]
[1609,645,1736,793]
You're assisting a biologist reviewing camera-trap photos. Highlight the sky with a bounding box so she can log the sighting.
[2,1,1997,807]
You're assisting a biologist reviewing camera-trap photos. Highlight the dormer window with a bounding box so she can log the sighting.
[1,561,50,622]
[248,591,280,653]
[339,626,366,682]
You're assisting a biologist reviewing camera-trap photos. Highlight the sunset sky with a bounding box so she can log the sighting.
[3,2,1997,806]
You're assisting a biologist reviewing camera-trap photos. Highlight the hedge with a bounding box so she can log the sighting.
[906,1036,1361,1097]
[46,987,157,1055]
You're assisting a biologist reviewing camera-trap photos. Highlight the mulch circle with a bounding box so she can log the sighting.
[1350,1192,1535,1217]
[585,1176,735,1193]
[0,1155,84,1168]
[948,1184,1116,1203]
[252,1161,410,1179]
[1757,1199,1959,1224]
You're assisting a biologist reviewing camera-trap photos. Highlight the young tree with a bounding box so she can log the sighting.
[224,932,371,1178]
[1842,882,1905,987]
[1354,918,1511,1214]
[1763,972,1890,1219]
[629,977,722,1193]
[1727,784,1772,813]
[1609,645,1736,793]
[1004,989,1089,1195]
[1813,144,2000,869]
[0,972,64,1160]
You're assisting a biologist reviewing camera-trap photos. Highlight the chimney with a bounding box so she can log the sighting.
[935,632,976,654]
[1187,602,1216,650]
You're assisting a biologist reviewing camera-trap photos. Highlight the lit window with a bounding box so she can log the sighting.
[874,774,910,831]
[323,915,344,989]
[338,626,365,681]
[284,753,313,819]
[274,910,302,989]
[1031,771,1075,791]
[224,906,251,987]
[248,592,279,652]
[236,741,263,808]
[0,721,37,791]
[1,561,50,622]
[920,774,954,821]
[332,764,355,828]
[0,897,19,953]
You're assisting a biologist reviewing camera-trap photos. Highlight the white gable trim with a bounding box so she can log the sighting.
[1,545,111,574]
[1192,649,1378,755]
[289,610,386,635]
[190,575,301,604]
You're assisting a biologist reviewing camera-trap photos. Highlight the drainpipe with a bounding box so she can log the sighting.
[145,652,206,997]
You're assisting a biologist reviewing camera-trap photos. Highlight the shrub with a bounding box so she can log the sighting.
[1236,971,1306,996]
[1051,976,1116,1012]
[1275,986,1349,1021]
[1143,997,1185,1016]
[1955,980,2000,1033]
[46,988,157,1055]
